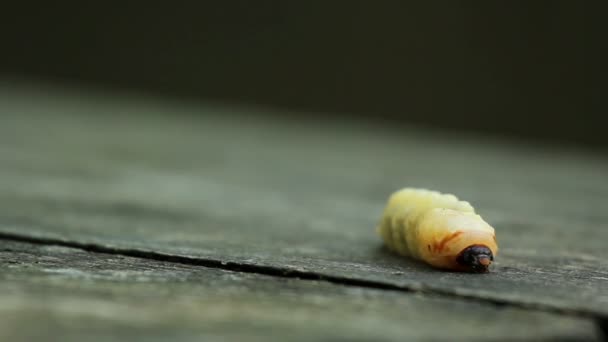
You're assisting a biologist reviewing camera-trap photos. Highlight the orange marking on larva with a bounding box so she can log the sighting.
[433,231,463,253]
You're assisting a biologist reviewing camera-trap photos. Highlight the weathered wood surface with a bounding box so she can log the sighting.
[2,240,599,341]
[0,83,607,340]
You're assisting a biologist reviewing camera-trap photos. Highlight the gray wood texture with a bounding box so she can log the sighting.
[0,241,600,341]
[0,82,606,340]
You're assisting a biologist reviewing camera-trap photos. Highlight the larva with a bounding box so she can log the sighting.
[377,188,498,272]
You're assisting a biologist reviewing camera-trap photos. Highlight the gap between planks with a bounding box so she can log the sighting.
[0,230,606,338]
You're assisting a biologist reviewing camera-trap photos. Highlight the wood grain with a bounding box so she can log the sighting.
[0,240,600,341]
[0,83,606,340]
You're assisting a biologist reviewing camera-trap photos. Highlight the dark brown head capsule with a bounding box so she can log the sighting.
[456,245,494,273]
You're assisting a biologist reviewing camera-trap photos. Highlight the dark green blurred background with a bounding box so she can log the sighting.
[0,2,604,148]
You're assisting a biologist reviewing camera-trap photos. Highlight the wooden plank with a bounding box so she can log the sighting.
[0,83,607,319]
[0,240,601,341]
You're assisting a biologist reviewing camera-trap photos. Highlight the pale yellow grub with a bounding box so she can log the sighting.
[377,188,498,272]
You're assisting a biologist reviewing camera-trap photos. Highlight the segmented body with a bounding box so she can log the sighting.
[377,188,498,271]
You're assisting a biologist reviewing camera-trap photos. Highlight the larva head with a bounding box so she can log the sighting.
[456,245,494,273]
[416,209,498,272]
